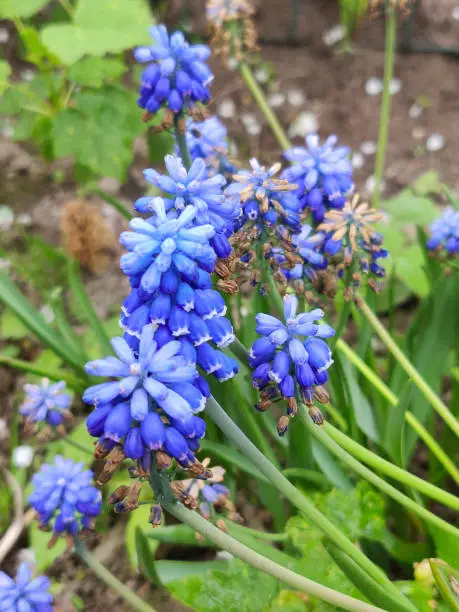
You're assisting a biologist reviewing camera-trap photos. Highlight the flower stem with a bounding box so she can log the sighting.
[358,296,459,439]
[372,6,397,208]
[238,62,291,151]
[229,337,250,368]
[323,422,459,511]
[174,115,191,170]
[73,537,156,612]
[165,501,384,612]
[0,353,84,391]
[205,396,413,608]
[336,338,459,484]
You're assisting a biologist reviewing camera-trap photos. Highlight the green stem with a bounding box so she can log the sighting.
[0,354,84,391]
[336,339,459,485]
[239,62,291,151]
[229,337,250,368]
[223,520,289,542]
[323,423,459,511]
[91,188,133,221]
[358,296,459,439]
[372,6,397,208]
[301,411,459,539]
[165,502,383,612]
[174,115,191,170]
[206,396,413,608]
[282,467,329,488]
[74,537,156,612]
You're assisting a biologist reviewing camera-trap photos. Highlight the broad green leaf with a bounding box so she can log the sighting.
[18,26,60,67]
[381,191,438,225]
[0,60,11,93]
[395,244,429,297]
[340,359,379,442]
[67,57,127,88]
[126,504,157,570]
[156,560,230,585]
[40,0,152,65]
[45,419,92,466]
[0,0,49,18]
[0,310,29,340]
[29,522,66,571]
[412,171,443,196]
[168,558,280,612]
[135,527,161,584]
[311,438,353,490]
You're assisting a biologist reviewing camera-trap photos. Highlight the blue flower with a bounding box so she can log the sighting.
[0,563,53,612]
[226,158,301,230]
[29,456,102,536]
[250,295,334,423]
[19,379,71,427]
[141,155,240,241]
[426,207,459,255]
[135,25,212,115]
[283,134,353,224]
[84,326,209,465]
[121,198,217,294]
[183,116,236,178]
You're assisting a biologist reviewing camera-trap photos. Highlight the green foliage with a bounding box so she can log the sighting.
[429,559,459,611]
[338,0,368,41]
[0,0,49,19]
[67,57,127,88]
[0,60,11,93]
[0,310,30,340]
[40,0,152,65]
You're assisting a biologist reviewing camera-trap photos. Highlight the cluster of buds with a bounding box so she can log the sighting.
[206,0,258,65]
[368,0,413,15]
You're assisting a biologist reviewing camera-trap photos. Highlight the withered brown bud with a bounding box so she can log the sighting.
[96,445,126,485]
[308,405,324,426]
[216,519,228,533]
[108,485,130,505]
[217,279,239,295]
[188,460,212,479]
[155,450,173,470]
[286,397,298,417]
[215,260,231,278]
[314,386,330,405]
[149,504,163,527]
[277,415,290,436]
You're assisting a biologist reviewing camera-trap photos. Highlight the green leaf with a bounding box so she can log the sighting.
[311,438,353,490]
[18,26,60,67]
[429,560,459,612]
[412,171,443,196]
[340,358,379,442]
[381,191,438,225]
[157,560,230,585]
[0,0,49,19]
[168,558,280,612]
[45,419,92,466]
[147,524,216,548]
[40,0,152,65]
[395,244,429,297]
[67,57,127,88]
[135,527,161,584]
[126,504,157,570]
[0,309,29,340]
[0,60,11,93]
[29,522,66,571]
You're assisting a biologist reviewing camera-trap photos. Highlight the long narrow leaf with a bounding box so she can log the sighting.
[0,353,84,390]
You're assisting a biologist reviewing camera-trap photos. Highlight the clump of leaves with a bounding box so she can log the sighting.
[60,199,117,273]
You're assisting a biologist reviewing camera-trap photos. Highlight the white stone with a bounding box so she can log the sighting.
[268,92,285,108]
[360,141,377,156]
[287,88,306,107]
[20,69,35,82]
[240,112,258,127]
[246,122,262,136]
[351,151,365,169]
[227,57,239,71]
[365,77,383,96]
[16,212,32,226]
[365,175,385,195]
[412,126,426,140]
[254,67,269,84]
[40,305,55,324]
[0,206,14,231]
[426,133,445,152]
[240,306,248,317]
[288,111,319,138]
[0,258,11,271]
[218,99,236,119]
[12,445,34,469]
[389,78,402,95]
[452,5,459,20]
[0,418,7,440]
[0,28,9,44]
[322,24,346,46]
[408,103,423,119]
[17,548,37,568]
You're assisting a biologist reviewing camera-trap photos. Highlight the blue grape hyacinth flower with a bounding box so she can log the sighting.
[226,158,301,230]
[135,25,212,115]
[19,379,71,427]
[250,294,335,418]
[283,134,353,224]
[84,326,209,465]
[29,456,102,537]
[184,116,236,177]
[0,562,53,612]
[426,206,459,255]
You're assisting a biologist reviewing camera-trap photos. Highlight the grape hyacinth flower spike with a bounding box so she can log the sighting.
[29,456,102,543]
[184,116,235,177]
[0,562,53,612]
[426,206,459,257]
[250,294,335,433]
[20,378,71,429]
[84,325,208,468]
[283,133,353,224]
[134,25,213,126]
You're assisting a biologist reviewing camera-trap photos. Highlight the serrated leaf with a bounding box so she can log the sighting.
[67,57,127,88]
[0,0,49,19]
[40,0,152,65]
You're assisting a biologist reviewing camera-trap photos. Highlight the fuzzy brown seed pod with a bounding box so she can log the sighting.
[108,485,130,505]
[286,397,298,417]
[155,450,173,470]
[61,200,117,274]
[314,386,330,405]
[217,279,239,295]
[308,405,324,426]
[277,415,290,435]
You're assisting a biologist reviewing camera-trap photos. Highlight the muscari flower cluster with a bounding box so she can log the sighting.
[0,562,53,612]
[206,0,258,64]
[29,456,102,539]
[20,379,71,428]
[426,207,459,257]
[135,25,212,122]
[250,294,334,434]
[184,116,236,178]
[283,134,353,224]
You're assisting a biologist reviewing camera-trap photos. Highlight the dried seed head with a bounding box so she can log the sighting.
[149,504,163,527]
[308,405,324,426]
[155,450,173,470]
